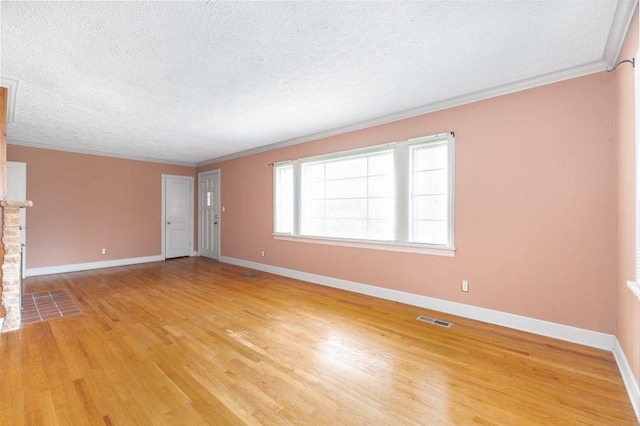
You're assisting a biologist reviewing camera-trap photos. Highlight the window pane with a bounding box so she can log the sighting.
[275,164,294,233]
[369,153,394,176]
[302,217,324,235]
[413,195,448,220]
[326,198,367,219]
[410,142,450,245]
[326,157,367,180]
[414,144,447,171]
[325,218,367,239]
[303,181,325,200]
[325,178,367,199]
[369,197,394,219]
[368,219,395,240]
[369,175,394,197]
[413,169,447,195]
[305,199,325,217]
[300,150,395,240]
[279,167,294,184]
[412,220,448,245]
[306,163,325,181]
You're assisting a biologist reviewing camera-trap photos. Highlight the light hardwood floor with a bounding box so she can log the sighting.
[0,257,636,425]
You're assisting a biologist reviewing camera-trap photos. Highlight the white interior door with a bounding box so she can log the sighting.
[6,161,26,276]
[163,175,193,259]
[199,170,220,259]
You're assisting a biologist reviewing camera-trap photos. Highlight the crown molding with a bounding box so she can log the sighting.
[603,0,638,65]
[197,0,637,168]
[7,138,196,167]
[197,58,608,167]
[0,77,19,123]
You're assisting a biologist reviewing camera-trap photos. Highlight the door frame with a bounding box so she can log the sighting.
[197,169,221,259]
[161,174,194,259]
[6,161,26,277]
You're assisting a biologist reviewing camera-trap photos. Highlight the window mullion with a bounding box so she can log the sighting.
[395,144,409,243]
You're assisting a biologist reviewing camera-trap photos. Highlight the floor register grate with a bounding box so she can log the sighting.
[417,315,452,328]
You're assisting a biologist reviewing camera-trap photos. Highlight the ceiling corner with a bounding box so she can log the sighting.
[7,138,197,168]
[602,0,638,65]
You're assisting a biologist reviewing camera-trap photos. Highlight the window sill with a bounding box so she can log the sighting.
[272,234,455,257]
[627,281,640,302]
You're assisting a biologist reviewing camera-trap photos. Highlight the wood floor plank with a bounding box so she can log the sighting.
[0,257,635,425]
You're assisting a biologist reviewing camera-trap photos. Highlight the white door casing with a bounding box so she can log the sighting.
[162,175,193,259]
[6,161,27,276]
[198,170,220,259]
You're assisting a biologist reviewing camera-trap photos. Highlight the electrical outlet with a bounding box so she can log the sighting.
[101,248,107,255]
[461,280,469,292]
[261,250,265,257]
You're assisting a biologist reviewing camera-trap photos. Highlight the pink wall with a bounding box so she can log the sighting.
[7,145,196,268]
[616,9,640,387]
[5,21,633,353]
[200,71,617,333]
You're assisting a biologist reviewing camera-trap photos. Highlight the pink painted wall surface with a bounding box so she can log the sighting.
[7,145,197,268]
[200,71,617,334]
[616,9,640,387]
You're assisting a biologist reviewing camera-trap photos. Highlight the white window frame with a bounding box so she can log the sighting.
[273,163,295,234]
[273,132,455,257]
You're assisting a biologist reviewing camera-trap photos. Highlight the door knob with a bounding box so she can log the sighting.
[167,221,171,225]
[214,222,218,225]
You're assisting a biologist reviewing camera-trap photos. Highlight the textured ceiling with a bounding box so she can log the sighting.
[0,1,635,166]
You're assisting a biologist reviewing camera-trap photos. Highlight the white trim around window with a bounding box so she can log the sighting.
[272,233,455,256]
[273,132,456,256]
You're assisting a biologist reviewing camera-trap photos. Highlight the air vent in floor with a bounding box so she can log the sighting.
[417,315,452,328]
[243,272,257,277]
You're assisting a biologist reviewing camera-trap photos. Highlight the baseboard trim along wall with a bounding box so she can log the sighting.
[220,256,614,350]
[220,256,640,421]
[613,337,640,420]
[25,255,164,277]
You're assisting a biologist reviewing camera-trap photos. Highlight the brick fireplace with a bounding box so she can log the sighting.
[0,200,32,332]
[0,86,32,332]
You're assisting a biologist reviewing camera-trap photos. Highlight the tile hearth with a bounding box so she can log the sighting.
[21,289,82,324]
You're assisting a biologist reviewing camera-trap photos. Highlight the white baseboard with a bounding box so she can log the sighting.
[219,256,615,351]
[613,337,640,421]
[25,255,164,277]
